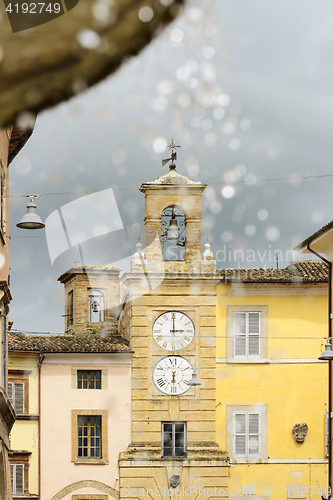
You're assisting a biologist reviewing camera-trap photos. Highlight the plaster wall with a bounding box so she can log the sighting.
[40,353,131,500]
[216,282,328,499]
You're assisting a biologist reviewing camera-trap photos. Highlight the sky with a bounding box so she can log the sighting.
[7,0,333,334]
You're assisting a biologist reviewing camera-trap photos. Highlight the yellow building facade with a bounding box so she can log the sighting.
[8,351,39,499]
[216,263,329,500]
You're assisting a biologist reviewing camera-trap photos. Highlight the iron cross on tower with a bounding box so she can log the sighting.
[162,138,181,169]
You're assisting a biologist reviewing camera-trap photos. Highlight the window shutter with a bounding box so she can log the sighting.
[8,381,13,403]
[248,413,260,456]
[234,313,246,356]
[11,464,24,494]
[248,312,260,356]
[234,413,246,456]
[14,383,25,414]
[326,411,330,457]
[15,464,24,494]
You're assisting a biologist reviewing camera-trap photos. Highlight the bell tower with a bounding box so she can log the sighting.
[58,265,120,335]
[119,144,227,500]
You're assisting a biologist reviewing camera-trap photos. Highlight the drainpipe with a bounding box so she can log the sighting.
[37,352,45,500]
[306,243,331,498]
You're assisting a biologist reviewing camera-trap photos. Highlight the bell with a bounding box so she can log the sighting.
[16,196,45,230]
[319,340,333,361]
[187,370,202,387]
[92,300,99,313]
[167,217,179,240]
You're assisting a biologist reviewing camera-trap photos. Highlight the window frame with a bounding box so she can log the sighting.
[71,409,108,464]
[10,451,31,496]
[78,415,102,459]
[226,405,267,463]
[161,421,187,458]
[77,370,101,390]
[0,161,5,237]
[8,370,30,415]
[233,411,261,458]
[67,290,74,327]
[234,311,261,358]
[11,463,24,495]
[226,305,268,362]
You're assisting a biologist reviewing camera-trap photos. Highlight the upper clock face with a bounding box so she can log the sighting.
[152,311,195,351]
[152,356,193,395]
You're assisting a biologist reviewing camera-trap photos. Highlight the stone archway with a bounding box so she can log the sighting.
[51,480,119,500]
[0,444,7,500]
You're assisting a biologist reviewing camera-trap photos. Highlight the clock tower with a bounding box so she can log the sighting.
[119,147,228,499]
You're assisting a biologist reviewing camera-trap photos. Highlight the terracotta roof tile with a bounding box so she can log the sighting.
[8,330,132,353]
[219,260,328,283]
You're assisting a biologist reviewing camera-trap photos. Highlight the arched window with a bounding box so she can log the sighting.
[161,206,185,261]
[89,291,104,322]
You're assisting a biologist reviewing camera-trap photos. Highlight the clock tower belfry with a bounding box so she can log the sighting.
[119,146,228,500]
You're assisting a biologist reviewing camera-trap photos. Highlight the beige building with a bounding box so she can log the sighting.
[0,125,33,500]
[9,267,132,500]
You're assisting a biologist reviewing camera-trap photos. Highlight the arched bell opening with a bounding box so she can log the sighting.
[89,290,104,322]
[161,205,186,261]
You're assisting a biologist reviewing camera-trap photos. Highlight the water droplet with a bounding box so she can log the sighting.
[176,66,190,81]
[153,137,167,154]
[178,93,191,108]
[210,201,222,214]
[240,118,252,131]
[77,29,101,49]
[311,211,323,224]
[265,226,280,242]
[214,107,225,120]
[257,209,269,221]
[221,186,235,199]
[153,96,168,112]
[229,138,241,151]
[218,94,230,107]
[138,6,154,22]
[170,28,184,44]
[203,46,215,59]
[221,231,233,243]
[245,224,256,236]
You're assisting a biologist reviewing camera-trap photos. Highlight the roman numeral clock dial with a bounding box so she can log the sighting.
[152,311,195,351]
[152,356,194,395]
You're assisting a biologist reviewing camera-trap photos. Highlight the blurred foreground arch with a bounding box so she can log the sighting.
[0,0,184,127]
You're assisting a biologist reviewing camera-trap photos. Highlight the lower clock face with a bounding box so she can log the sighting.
[152,356,193,395]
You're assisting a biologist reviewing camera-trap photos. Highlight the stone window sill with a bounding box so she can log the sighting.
[74,458,108,465]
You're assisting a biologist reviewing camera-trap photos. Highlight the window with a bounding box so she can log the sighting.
[78,416,101,458]
[11,464,24,495]
[233,412,260,457]
[0,163,5,234]
[8,370,30,415]
[1,308,6,388]
[162,422,186,457]
[72,410,108,464]
[89,291,104,322]
[226,305,268,361]
[77,370,101,389]
[161,206,185,261]
[68,290,73,326]
[226,405,267,461]
[234,312,260,357]
[8,382,24,414]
